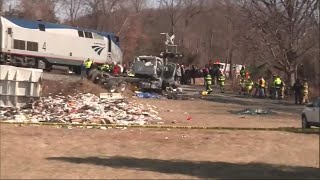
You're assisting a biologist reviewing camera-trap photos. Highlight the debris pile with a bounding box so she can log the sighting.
[135,92,162,99]
[135,87,188,100]
[235,108,275,115]
[0,93,162,125]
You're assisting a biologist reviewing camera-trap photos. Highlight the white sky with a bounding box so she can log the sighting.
[3,0,160,21]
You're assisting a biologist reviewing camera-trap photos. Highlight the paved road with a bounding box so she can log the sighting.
[181,85,304,114]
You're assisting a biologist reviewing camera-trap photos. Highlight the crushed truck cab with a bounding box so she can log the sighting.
[133,56,178,90]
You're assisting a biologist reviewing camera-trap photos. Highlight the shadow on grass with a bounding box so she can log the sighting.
[47,156,320,179]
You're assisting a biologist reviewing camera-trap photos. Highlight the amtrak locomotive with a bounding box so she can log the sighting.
[0,16,123,73]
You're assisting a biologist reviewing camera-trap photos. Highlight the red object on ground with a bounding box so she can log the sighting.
[187,116,192,121]
[113,65,120,75]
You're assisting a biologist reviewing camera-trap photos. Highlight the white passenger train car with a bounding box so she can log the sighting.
[0,16,122,73]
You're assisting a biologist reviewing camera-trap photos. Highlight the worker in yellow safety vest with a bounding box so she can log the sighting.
[218,72,225,93]
[274,76,282,99]
[303,79,309,103]
[244,78,254,96]
[259,77,266,98]
[81,58,93,79]
[101,63,110,72]
[205,74,213,94]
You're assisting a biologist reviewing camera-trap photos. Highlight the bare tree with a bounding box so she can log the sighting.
[182,0,204,28]
[179,0,204,47]
[83,0,120,30]
[158,0,184,35]
[240,0,319,85]
[0,0,3,15]
[130,0,147,13]
[16,0,59,22]
[61,0,84,25]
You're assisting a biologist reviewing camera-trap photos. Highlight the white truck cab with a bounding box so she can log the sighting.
[302,97,320,128]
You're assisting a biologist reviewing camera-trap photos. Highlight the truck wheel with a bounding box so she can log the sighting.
[88,69,99,79]
[105,80,117,93]
[117,81,128,93]
[162,82,169,90]
[302,116,310,128]
[91,71,101,84]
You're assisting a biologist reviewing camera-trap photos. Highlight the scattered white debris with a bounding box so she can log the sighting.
[0,93,161,126]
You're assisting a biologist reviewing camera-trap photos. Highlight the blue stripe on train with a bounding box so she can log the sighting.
[4,16,120,47]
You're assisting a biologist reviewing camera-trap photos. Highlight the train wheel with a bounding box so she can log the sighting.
[73,66,82,75]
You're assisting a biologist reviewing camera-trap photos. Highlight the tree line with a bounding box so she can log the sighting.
[0,0,319,86]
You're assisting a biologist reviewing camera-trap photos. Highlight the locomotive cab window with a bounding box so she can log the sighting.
[84,32,93,39]
[38,24,46,31]
[13,39,26,50]
[78,31,84,37]
[27,41,39,52]
[93,33,104,40]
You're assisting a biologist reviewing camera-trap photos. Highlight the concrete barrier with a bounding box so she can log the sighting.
[0,65,43,107]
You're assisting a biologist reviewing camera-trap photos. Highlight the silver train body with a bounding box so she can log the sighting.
[0,16,122,72]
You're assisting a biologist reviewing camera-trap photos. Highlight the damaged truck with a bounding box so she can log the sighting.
[88,55,179,93]
[88,33,183,93]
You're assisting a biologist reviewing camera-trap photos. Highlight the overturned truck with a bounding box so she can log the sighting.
[88,55,178,93]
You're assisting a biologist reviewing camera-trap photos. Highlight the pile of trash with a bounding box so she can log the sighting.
[0,93,162,125]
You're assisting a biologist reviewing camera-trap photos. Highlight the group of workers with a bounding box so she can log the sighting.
[238,67,309,104]
[99,62,128,76]
[81,58,131,79]
[202,66,309,104]
[203,68,226,94]
[83,58,309,104]
[238,73,285,99]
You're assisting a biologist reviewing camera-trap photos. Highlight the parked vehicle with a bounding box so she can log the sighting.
[301,97,320,128]
[213,61,245,78]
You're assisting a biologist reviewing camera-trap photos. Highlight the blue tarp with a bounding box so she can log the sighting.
[136,92,161,99]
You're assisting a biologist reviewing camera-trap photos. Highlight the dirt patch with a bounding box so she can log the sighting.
[0,125,319,179]
[41,73,136,97]
[41,79,108,97]
[130,98,301,128]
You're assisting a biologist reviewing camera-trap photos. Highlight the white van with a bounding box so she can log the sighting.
[301,97,320,128]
